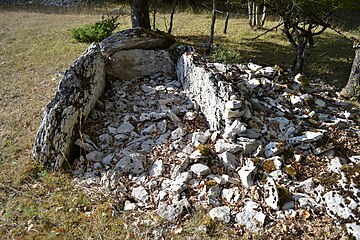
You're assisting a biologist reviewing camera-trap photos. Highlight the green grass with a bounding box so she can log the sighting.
[0,5,358,239]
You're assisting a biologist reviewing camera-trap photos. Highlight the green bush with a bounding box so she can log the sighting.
[70,16,119,43]
[210,44,242,64]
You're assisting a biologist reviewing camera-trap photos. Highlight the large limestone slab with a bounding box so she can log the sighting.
[100,28,176,57]
[33,43,105,169]
[106,49,174,80]
[176,53,234,131]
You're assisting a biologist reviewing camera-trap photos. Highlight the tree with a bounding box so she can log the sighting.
[168,0,177,34]
[266,0,359,73]
[131,0,151,29]
[207,0,217,54]
[340,42,360,100]
[248,0,266,29]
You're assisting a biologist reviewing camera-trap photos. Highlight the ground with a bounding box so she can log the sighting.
[0,4,359,239]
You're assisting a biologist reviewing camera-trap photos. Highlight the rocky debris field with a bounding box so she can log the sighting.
[71,60,360,238]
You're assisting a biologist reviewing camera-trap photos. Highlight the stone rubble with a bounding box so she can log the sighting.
[71,54,359,237]
[36,36,359,237]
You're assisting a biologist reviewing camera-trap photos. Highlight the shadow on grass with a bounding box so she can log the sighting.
[177,31,354,88]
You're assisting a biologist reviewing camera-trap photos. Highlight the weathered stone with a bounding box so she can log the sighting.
[101,28,176,57]
[157,199,190,222]
[323,191,355,219]
[190,164,210,176]
[223,120,247,140]
[102,153,114,165]
[346,223,360,240]
[33,43,105,169]
[124,200,138,211]
[115,153,146,174]
[264,178,280,210]
[149,160,165,177]
[238,161,257,188]
[222,187,238,203]
[208,185,222,198]
[177,53,234,131]
[219,151,238,170]
[209,206,231,223]
[192,131,209,145]
[86,151,104,162]
[131,186,149,203]
[117,122,134,134]
[215,139,242,153]
[237,137,260,155]
[265,142,280,158]
[235,200,266,232]
[106,49,174,80]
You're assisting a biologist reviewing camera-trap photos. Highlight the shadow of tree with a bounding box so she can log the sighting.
[177,31,354,88]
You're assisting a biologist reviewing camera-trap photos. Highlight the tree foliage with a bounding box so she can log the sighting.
[70,16,119,43]
[266,0,360,73]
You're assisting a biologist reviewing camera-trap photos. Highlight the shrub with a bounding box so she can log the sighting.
[210,44,242,64]
[70,16,119,43]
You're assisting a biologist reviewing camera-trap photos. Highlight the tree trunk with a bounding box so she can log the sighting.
[248,0,252,26]
[223,0,230,34]
[340,43,360,99]
[224,12,230,34]
[260,5,266,27]
[293,35,307,74]
[168,0,177,34]
[153,9,156,29]
[131,0,151,29]
[207,0,217,54]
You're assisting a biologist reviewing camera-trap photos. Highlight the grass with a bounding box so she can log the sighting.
[0,4,359,239]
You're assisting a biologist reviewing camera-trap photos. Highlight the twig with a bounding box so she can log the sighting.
[0,182,35,199]
[252,21,284,40]
[328,25,357,44]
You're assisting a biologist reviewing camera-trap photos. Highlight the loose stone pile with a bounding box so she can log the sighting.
[33,27,359,238]
[71,54,360,237]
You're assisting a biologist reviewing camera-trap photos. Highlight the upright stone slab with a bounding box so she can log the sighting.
[101,28,176,80]
[176,53,234,131]
[33,43,105,169]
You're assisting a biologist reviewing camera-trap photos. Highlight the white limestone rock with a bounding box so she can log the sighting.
[117,122,135,134]
[115,153,147,174]
[327,157,343,173]
[33,43,106,169]
[86,151,104,162]
[223,120,247,140]
[190,164,210,176]
[149,160,165,177]
[264,177,280,210]
[177,53,234,131]
[191,131,209,145]
[238,161,257,188]
[175,171,192,183]
[346,223,360,240]
[323,191,355,219]
[124,201,138,211]
[131,186,149,203]
[215,139,242,153]
[101,28,175,57]
[209,206,231,223]
[219,151,238,170]
[237,137,260,155]
[171,127,187,140]
[265,142,280,158]
[157,199,190,222]
[235,200,266,232]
